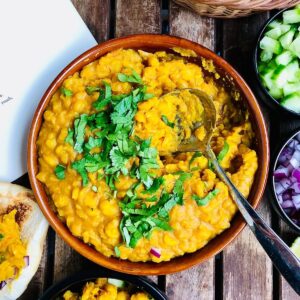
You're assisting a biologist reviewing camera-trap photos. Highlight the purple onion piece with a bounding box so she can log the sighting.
[24,256,29,267]
[150,247,161,258]
[0,281,6,290]
[282,200,294,209]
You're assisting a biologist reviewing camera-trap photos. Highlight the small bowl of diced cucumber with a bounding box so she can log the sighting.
[254,5,300,115]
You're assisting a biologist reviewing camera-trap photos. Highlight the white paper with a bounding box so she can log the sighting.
[0,0,97,182]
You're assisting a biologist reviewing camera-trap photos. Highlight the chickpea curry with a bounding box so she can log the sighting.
[37,48,258,262]
[63,278,150,300]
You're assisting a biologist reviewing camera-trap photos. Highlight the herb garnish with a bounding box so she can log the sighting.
[161,115,175,128]
[0,233,4,240]
[60,87,73,97]
[217,141,229,163]
[189,151,202,167]
[54,164,66,180]
[192,188,220,206]
[57,69,195,248]
[114,246,121,257]
[119,172,191,248]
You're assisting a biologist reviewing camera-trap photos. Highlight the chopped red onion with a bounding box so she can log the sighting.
[282,200,294,209]
[292,195,300,210]
[275,182,285,195]
[274,167,289,180]
[292,169,300,182]
[274,136,300,227]
[24,256,29,267]
[291,182,300,193]
[0,281,6,290]
[150,247,161,258]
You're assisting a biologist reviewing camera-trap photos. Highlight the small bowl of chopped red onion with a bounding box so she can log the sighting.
[272,129,300,233]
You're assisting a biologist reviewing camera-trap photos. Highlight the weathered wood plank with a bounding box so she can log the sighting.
[115,0,161,37]
[53,235,93,283]
[166,259,215,300]
[222,13,273,300]
[169,1,215,51]
[166,2,216,299]
[71,0,111,43]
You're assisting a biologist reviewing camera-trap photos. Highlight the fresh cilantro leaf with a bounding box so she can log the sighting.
[74,114,88,153]
[190,167,201,172]
[71,159,88,186]
[114,246,121,257]
[217,141,229,162]
[110,146,129,175]
[117,70,142,84]
[143,93,154,100]
[189,151,202,167]
[60,86,73,97]
[0,233,5,240]
[143,177,164,194]
[161,115,175,128]
[192,188,220,206]
[86,86,101,95]
[84,137,102,152]
[208,160,214,170]
[65,128,74,146]
[54,164,66,180]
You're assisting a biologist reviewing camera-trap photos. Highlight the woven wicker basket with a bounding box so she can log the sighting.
[173,0,300,18]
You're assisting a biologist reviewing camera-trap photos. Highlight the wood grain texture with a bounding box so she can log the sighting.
[166,3,216,299]
[71,0,110,42]
[115,0,161,37]
[166,259,215,300]
[169,1,215,51]
[222,13,273,300]
[53,235,93,283]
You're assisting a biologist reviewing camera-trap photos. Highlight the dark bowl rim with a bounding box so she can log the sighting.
[253,6,300,117]
[39,268,167,300]
[270,128,300,233]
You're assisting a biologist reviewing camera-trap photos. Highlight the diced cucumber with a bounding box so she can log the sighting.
[260,50,273,62]
[261,69,275,90]
[260,36,282,55]
[107,278,125,288]
[289,35,300,58]
[269,87,284,99]
[275,50,295,66]
[283,7,300,24]
[268,20,283,29]
[265,27,282,39]
[271,65,289,87]
[279,27,296,49]
[286,60,300,82]
[283,83,300,96]
[281,93,300,113]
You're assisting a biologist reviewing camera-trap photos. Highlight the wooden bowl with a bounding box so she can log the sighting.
[28,34,269,275]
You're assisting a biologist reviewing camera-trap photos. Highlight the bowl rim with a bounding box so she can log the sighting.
[39,268,167,300]
[270,128,300,233]
[253,6,300,117]
[28,34,270,275]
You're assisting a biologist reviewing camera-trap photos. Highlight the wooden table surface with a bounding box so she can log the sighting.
[16,1,300,299]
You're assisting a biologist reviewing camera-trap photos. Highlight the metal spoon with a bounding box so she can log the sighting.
[167,88,300,295]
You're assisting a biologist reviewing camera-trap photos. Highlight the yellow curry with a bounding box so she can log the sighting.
[37,49,258,262]
[0,210,26,281]
[63,278,149,300]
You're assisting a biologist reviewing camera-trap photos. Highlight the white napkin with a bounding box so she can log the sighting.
[0,0,97,182]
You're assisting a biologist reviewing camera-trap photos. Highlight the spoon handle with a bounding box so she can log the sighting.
[208,149,300,295]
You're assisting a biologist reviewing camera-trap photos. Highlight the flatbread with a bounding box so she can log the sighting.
[0,183,48,300]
